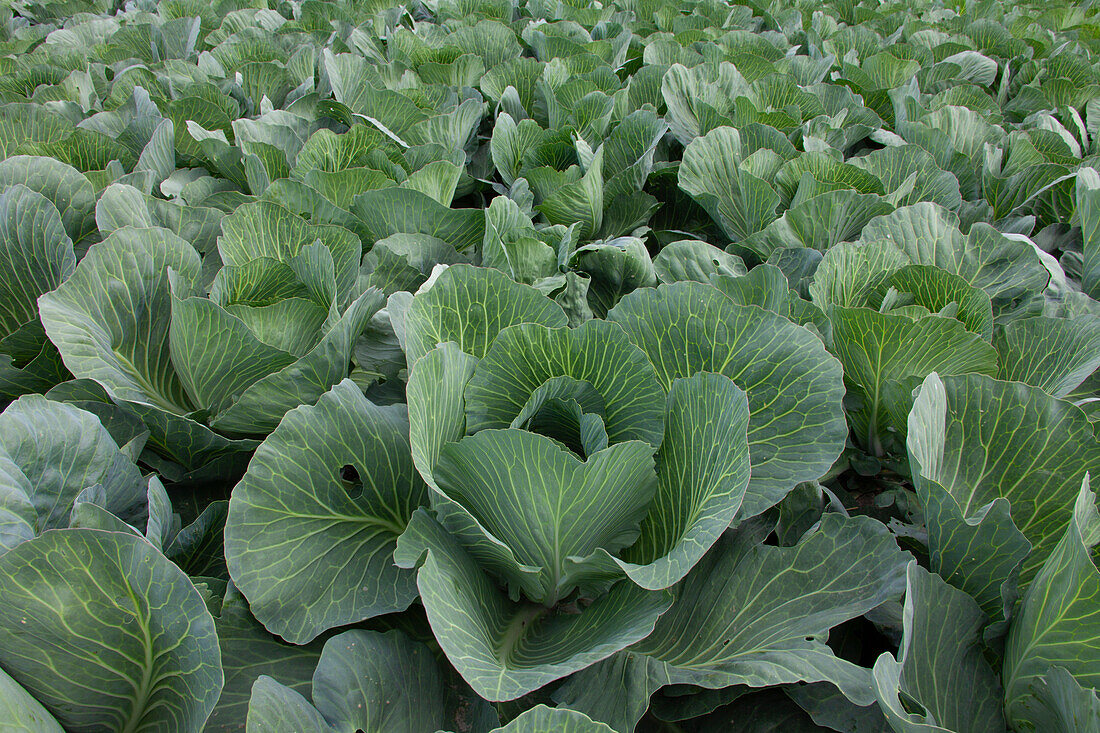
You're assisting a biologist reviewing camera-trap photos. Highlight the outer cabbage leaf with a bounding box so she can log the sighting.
[209,585,325,732]
[830,307,998,454]
[0,394,146,553]
[994,315,1100,398]
[871,563,1005,733]
[0,529,222,732]
[0,666,63,732]
[492,705,615,732]
[1003,479,1100,730]
[38,226,201,414]
[908,373,1100,584]
[464,319,666,447]
[225,380,426,643]
[434,427,658,604]
[632,514,910,704]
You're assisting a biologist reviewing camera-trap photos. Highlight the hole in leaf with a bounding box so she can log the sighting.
[341,465,364,501]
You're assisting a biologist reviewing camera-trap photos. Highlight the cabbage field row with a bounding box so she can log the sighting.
[0,0,1097,730]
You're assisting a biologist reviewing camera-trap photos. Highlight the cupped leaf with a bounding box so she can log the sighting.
[848,145,962,211]
[868,265,994,340]
[908,373,1100,585]
[0,155,95,245]
[464,319,666,448]
[537,147,604,239]
[0,184,74,338]
[871,563,1005,733]
[552,652,668,732]
[1003,478,1100,729]
[744,189,894,258]
[407,342,479,491]
[1078,167,1100,300]
[995,315,1100,398]
[434,428,657,604]
[830,307,999,455]
[0,529,222,732]
[607,281,847,516]
[632,514,910,704]
[209,288,384,436]
[855,203,1049,321]
[569,236,657,317]
[710,265,832,340]
[394,510,673,702]
[678,126,780,242]
[653,239,747,284]
[597,372,751,590]
[38,226,201,414]
[1010,667,1100,733]
[352,188,485,253]
[219,200,360,304]
[403,264,568,368]
[0,394,146,552]
[225,380,426,643]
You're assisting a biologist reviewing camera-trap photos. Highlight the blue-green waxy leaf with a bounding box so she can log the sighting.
[395,510,673,702]
[653,239,747,284]
[0,184,73,341]
[207,288,384,436]
[1010,667,1100,733]
[246,677,334,733]
[994,315,1100,398]
[661,63,747,145]
[871,563,1006,733]
[850,204,1049,322]
[1078,168,1100,300]
[407,342,479,491]
[218,201,361,305]
[595,372,752,591]
[1004,478,1100,730]
[402,264,568,368]
[0,394,146,553]
[0,529,223,732]
[868,265,995,340]
[225,380,426,644]
[678,126,780,242]
[536,147,604,239]
[317,629,499,733]
[464,319,666,448]
[492,705,615,732]
[552,652,668,732]
[209,585,325,732]
[908,373,1100,585]
[919,476,1030,626]
[247,627,500,733]
[38,226,202,414]
[710,265,832,340]
[352,188,486,253]
[830,307,999,455]
[0,184,75,398]
[607,281,847,516]
[0,155,96,245]
[0,665,63,732]
[632,514,910,705]
[434,428,658,604]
